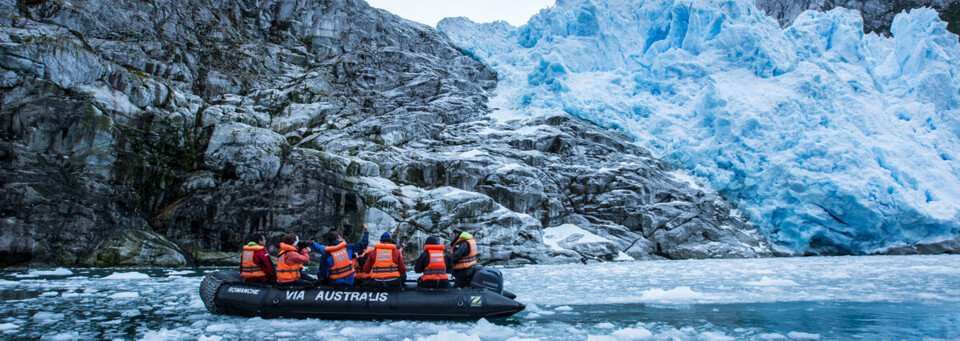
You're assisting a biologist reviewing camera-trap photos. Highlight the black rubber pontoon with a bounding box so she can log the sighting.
[199,268,525,320]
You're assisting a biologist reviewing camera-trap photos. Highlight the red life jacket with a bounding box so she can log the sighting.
[240,244,267,278]
[276,243,303,282]
[353,247,373,279]
[421,244,448,280]
[324,242,355,280]
[453,238,477,270]
[370,243,400,279]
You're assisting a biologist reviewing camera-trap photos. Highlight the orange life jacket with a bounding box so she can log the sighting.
[370,243,400,279]
[453,238,477,270]
[240,244,267,278]
[324,242,355,280]
[276,243,303,282]
[421,244,448,280]
[353,247,373,279]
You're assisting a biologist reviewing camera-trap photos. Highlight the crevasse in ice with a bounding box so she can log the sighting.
[438,0,960,254]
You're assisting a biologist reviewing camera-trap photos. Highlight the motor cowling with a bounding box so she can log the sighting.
[469,266,504,295]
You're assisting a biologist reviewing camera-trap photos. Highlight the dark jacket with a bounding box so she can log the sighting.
[414,249,453,274]
[451,240,473,270]
[315,232,370,285]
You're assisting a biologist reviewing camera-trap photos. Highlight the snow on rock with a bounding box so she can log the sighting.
[103,272,150,280]
[542,224,620,259]
[439,0,960,255]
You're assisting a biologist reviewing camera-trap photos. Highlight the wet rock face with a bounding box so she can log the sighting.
[1,0,768,267]
[756,0,960,36]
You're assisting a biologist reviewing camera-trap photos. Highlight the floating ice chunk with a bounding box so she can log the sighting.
[41,332,81,340]
[205,323,237,333]
[108,292,139,299]
[275,332,295,337]
[468,319,515,338]
[758,333,788,340]
[638,287,705,302]
[15,268,73,278]
[140,328,188,341]
[612,327,654,339]
[700,331,735,341]
[0,323,18,331]
[0,280,16,286]
[787,332,821,340]
[198,336,223,341]
[40,291,59,297]
[596,323,616,329]
[165,270,194,276]
[103,272,150,280]
[555,306,573,311]
[614,252,634,261]
[31,312,64,324]
[418,330,481,341]
[745,277,800,287]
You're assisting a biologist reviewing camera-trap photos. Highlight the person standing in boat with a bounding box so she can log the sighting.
[316,224,370,286]
[361,233,406,288]
[240,233,276,283]
[277,233,314,286]
[450,229,479,288]
[414,235,453,288]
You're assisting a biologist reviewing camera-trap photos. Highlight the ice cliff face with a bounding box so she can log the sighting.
[754,0,960,36]
[0,0,767,267]
[439,0,960,255]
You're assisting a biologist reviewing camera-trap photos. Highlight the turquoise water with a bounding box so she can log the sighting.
[1,255,959,340]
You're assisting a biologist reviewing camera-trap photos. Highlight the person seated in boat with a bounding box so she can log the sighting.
[361,233,406,288]
[240,233,276,284]
[317,224,370,286]
[449,229,479,288]
[277,233,314,286]
[351,246,374,286]
[414,235,452,288]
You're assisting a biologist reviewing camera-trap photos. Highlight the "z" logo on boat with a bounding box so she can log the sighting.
[470,296,482,307]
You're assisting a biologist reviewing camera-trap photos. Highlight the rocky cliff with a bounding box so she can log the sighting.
[756,0,960,36]
[0,0,769,268]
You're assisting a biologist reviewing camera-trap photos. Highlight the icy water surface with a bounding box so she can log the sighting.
[1,255,959,340]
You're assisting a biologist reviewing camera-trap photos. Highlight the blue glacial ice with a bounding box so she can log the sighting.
[437,0,960,255]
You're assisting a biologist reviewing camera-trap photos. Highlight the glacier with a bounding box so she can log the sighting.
[438,0,960,255]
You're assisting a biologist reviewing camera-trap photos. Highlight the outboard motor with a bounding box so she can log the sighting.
[469,266,504,294]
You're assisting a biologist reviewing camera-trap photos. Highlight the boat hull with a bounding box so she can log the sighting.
[200,271,525,320]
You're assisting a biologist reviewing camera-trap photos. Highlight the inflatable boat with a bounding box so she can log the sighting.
[199,267,525,320]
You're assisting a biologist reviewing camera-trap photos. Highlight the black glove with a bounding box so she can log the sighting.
[297,241,310,251]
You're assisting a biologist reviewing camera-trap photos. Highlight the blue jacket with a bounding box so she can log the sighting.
[313,232,370,285]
